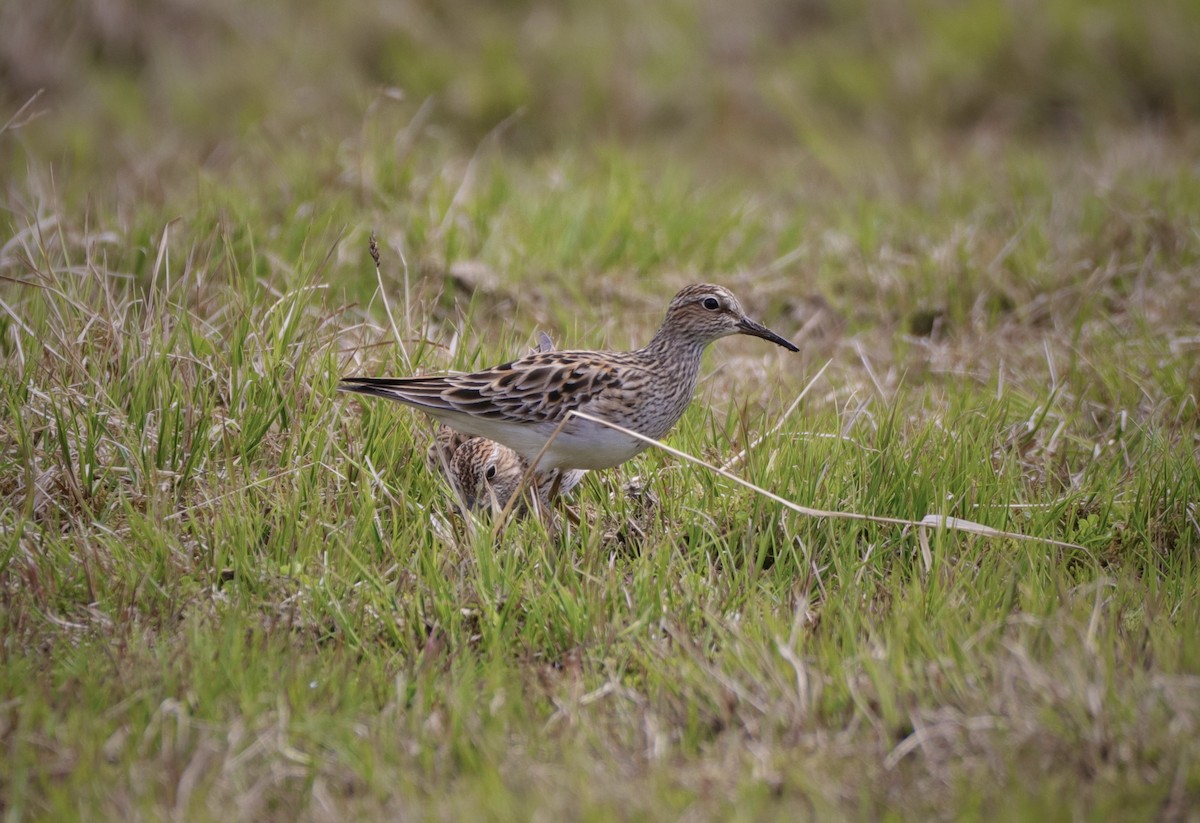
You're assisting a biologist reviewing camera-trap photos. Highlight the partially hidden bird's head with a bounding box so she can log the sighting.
[425,425,470,474]
[448,437,525,512]
[655,284,800,352]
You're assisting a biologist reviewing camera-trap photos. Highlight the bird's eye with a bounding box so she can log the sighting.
[485,464,497,481]
[702,297,720,311]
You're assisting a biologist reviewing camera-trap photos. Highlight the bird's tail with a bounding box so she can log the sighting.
[337,376,458,411]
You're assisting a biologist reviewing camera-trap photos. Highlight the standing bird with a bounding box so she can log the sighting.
[341,284,798,473]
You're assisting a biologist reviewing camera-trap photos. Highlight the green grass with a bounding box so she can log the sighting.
[3,0,1200,819]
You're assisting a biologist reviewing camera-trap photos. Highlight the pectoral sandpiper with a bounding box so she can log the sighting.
[426,429,585,514]
[341,283,798,473]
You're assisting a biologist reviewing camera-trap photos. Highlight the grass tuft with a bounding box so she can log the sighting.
[2,0,1199,818]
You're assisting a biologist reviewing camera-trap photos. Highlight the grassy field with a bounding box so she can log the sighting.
[2,0,1199,819]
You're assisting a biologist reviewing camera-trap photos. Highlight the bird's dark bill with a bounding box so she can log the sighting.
[737,317,799,352]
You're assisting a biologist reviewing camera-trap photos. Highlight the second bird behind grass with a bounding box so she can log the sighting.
[425,332,586,514]
[341,283,799,474]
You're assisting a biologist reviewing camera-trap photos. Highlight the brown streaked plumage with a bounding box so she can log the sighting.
[442,436,585,514]
[425,425,471,475]
[446,437,523,512]
[342,284,798,472]
[424,332,585,514]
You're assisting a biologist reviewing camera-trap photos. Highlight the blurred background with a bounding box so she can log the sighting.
[5,0,1199,175]
[2,0,1198,353]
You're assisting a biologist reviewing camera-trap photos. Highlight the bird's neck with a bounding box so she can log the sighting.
[636,328,707,411]
[640,323,705,361]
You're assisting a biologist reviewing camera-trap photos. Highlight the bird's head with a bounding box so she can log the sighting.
[658,284,799,351]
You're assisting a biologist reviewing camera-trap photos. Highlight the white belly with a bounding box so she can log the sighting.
[536,420,649,470]
[429,410,649,471]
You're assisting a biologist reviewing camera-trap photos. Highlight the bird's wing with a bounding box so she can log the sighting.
[339,350,628,425]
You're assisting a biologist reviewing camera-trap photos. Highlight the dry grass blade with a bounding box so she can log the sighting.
[565,411,1086,551]
[1,89,46,134]
[163,464,315,523]
[369,231,410,370]
[721,359,831,471]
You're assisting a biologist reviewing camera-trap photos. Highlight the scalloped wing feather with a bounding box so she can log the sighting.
[340,350,628,424]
